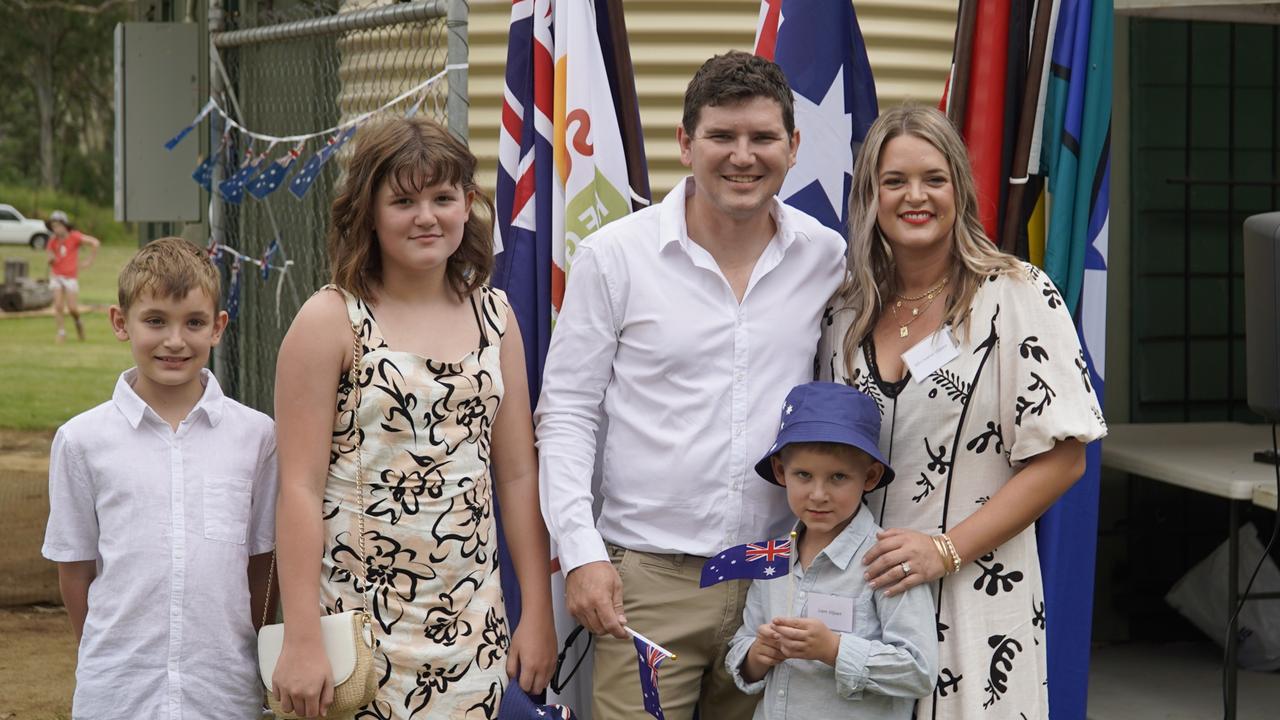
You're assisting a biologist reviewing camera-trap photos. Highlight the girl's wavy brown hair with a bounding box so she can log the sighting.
[328,116,494,302]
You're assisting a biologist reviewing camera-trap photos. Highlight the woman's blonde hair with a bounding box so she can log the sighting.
[839,104,1023,373]
[328,116,494,302]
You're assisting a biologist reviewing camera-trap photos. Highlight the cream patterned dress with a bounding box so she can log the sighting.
[818,264,1106,720]
[321,284,510,719]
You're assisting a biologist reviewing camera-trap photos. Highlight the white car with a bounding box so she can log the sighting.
[0,204,51,248]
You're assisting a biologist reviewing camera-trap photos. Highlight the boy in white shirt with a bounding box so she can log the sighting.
[42,237,278,719]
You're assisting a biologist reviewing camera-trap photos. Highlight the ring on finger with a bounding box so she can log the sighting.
[901,561,912,576]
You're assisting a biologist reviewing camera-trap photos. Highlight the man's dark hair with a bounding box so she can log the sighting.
[681,51,795,136]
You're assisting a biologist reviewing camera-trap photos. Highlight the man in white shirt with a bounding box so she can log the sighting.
[535,52,847,719]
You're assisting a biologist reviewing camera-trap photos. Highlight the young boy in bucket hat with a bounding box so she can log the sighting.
[726,382,938,719]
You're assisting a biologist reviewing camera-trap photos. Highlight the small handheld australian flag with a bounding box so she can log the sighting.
[699,538,792,588]
[633,633,670,720]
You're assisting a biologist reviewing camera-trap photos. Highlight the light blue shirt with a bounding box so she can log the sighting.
[726,507,938,720]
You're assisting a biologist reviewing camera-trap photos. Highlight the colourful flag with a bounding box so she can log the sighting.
[1035,3,1111,720]
[492,2,650,714]
[633,633,670,720]
[754,0,878,236]
[288,126,356,200]
[700,538,792,588]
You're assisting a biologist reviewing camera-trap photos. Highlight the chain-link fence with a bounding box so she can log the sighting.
[210,0,466,414]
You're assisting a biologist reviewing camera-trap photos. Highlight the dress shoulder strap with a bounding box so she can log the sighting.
[472,285,510,350]
[317,283,387,353]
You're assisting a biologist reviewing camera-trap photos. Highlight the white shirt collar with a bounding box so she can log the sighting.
[112,367,225,429]
[658,176,803,254]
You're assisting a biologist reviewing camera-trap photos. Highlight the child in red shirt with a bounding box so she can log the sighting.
[45,210,100,343]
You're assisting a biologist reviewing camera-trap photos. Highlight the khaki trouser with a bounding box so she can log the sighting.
[592,543,760,720]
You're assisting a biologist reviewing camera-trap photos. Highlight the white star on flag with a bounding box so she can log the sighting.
[786,404,794,415]
[778,65,853,225]
[763,565,776,576]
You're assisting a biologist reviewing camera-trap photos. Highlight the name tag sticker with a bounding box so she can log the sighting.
[804,592,855,633]
[902,327,960,384]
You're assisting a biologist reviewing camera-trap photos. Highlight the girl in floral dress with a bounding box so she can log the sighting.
[818,106,1106,719]
[271,116,556,719]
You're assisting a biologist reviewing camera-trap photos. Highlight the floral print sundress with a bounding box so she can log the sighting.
[320,284,511,719]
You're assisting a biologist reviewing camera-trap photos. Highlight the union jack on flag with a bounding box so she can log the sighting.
[700,538,792,588]
[633,634,669,720]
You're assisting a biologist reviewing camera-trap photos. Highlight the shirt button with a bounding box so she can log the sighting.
[778,689,786,697]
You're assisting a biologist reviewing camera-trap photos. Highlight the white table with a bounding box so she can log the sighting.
[1101,422,1273,500]
[1101,423,1278,720]
[1255,483,1277,512]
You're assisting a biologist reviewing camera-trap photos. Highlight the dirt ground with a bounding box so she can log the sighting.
[1,428,73,717]
[0,428,59,607]
[0,605,76,719]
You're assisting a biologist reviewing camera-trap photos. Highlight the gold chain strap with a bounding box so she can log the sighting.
[258,319,371,629]
[348,323,371,621]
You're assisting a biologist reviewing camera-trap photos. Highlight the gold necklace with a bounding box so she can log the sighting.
[891,277,948,338]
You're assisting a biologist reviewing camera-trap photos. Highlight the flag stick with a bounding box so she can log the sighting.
[624,626,677,661]
[786,529,799,615]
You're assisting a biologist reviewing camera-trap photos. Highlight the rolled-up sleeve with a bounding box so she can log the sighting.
[726,579,769,694]
[534,243,622,573]
[834,584,938,699]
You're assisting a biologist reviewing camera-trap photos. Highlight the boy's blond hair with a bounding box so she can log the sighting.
[117,237,221,313]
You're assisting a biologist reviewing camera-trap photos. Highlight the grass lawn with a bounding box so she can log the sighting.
[0,242,138,430]
[0,314,134,429]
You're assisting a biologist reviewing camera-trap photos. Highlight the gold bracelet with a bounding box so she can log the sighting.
[938,533,962,575]
[931,535,952,573]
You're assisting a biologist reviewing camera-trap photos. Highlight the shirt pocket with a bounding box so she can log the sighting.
[203,475,252,544]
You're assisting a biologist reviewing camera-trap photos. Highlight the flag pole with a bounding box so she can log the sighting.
[625,627,677,661]
[786,529,798,615]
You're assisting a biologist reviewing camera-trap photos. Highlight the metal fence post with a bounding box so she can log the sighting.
[209,0,230,390]
[446,0,469,142]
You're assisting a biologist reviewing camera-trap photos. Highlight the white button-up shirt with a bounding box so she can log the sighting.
[42,369,278,719]
[535,177,846,572]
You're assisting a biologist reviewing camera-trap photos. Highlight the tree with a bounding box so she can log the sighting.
[0,0,130,199]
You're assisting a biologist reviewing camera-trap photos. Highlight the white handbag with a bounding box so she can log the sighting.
[257,609,374,688]
[257,322,379,718]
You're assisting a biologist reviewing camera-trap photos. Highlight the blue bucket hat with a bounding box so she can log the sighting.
[754,382,895,490]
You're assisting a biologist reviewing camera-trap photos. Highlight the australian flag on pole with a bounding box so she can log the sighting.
[754,0,878,237]
[633,634,670,720]
[700,538,792,588]
[288,126,357,200]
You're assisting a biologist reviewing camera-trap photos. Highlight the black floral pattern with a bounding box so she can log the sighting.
[318,285,512,718]
[819,262,1106,719]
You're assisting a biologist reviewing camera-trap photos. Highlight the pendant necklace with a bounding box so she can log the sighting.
[891,276,949,338]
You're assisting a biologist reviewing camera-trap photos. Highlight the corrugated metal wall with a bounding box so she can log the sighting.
[469,0,958,199]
